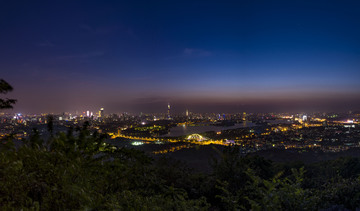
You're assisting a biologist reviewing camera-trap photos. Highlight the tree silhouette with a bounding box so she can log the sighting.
[0,79,17,109]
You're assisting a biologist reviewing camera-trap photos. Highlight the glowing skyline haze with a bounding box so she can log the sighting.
[1,0,360,113]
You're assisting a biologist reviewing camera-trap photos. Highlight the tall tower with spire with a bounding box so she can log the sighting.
[167,103,171,119]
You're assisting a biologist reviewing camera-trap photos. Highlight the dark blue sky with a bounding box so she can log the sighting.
[1,0,360,113]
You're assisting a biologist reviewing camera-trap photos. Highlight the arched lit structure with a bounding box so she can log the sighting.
[186,134,208,141]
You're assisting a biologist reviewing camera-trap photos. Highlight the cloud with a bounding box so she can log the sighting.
[183,48,212,57]
[163,48,212,60]
[132,97,169,104]
[57,51,105,59]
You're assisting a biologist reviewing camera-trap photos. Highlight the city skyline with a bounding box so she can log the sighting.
[1,1,360,113]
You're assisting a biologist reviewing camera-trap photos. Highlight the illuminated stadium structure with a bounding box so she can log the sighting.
[186,134,208,141]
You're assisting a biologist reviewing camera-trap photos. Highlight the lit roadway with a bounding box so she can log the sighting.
[109,133,232,146]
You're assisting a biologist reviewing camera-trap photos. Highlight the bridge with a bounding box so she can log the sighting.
[186,134,208,142]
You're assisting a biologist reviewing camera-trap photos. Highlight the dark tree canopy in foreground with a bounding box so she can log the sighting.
[1,122,360,210]
[0,79,16,109]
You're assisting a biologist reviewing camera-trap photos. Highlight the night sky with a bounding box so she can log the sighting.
[1,0,360,114]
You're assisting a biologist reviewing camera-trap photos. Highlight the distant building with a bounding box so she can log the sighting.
[167,103,171,119]
[99,108,104,118]
[302,115,307,122]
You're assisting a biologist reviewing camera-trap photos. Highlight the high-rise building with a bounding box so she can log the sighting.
[99,108,104,118]
[167,103,171,119]
[302,115,307,122]
[242,112,246,121]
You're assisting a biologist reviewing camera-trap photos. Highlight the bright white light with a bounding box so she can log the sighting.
[155,140,163,144]
[141,122,146,125]
[302,115,307,121]
[131,141,143,146]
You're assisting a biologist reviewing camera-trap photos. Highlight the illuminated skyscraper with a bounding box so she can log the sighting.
[167,103,171,119]
[302,115,307,122]
[242,112,246,121]
[99,108,104,118]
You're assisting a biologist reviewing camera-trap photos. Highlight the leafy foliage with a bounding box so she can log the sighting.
[0,79,16,109]
[0,123,210,210]
[1,124,360,210]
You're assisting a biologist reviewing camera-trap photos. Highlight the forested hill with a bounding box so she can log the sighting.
[1,124,360,210]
